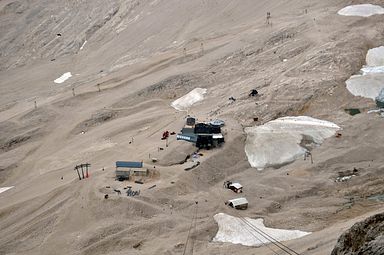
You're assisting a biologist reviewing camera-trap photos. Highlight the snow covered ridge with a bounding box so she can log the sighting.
[213,213,311,247]
[245,116,340,170]
[54,72,72,84]
[338,4,384,17]
[346,46,384,100]
[171,88,207,111]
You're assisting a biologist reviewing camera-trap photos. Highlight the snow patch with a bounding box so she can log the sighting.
[213,213,310,247]
[346,74,384,100]
[338,4,384,17]
[366,46,384,66]
[80,40,87,50]
[54,72,72,84]
[361,66,384,75]
[346,46,384,100]
[171,88,207,111]
[245,116,340,170]
[367,109,383,114]
[0,186,14,194]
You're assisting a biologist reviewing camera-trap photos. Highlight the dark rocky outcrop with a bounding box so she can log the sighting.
[331,213,384,255]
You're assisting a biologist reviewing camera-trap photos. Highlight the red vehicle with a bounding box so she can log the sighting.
[162,131,169,140]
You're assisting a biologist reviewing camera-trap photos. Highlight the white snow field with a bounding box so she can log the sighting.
[346,46,384,100]
[213,213,311,247]
[245,116,340,170]
[366,46,384,66]
[338,4,384,17]
[346,74,384,100]
[171,88,207,111]
[0,186,14,194]
[54,72,72,84]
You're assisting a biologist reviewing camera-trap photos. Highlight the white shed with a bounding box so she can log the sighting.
[227,197,248,210]
[229,183,243,193]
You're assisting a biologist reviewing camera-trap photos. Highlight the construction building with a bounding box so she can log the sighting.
[177,121,225,149]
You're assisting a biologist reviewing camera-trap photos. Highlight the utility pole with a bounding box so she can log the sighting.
[304,151,313,164]
[266,12,271,25]
[183,47,187,58]
[85,163,89,178]
[81,165,85,179]
[34,100,37,109]
[74,163,91,180]
[74,166,81,180]
[72,87,75,96]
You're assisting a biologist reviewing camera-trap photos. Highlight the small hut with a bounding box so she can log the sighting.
[228,183,243,193]
[226,198,248,210]
[224,181,243,193]
[115,161,147,181]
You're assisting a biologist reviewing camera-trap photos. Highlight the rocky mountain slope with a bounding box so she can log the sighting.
[331,212,384,255]
[0,1,383,255]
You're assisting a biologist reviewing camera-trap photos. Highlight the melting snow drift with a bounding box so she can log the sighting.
[171,88,207,111]
[54,72,72,84]
[245,116,340,170]
[0,186,14,194]
[338,4,384,17]
[346,46,384,100]
[366,46,384,66]
[346,74,384,100]
[213,213,310,247]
